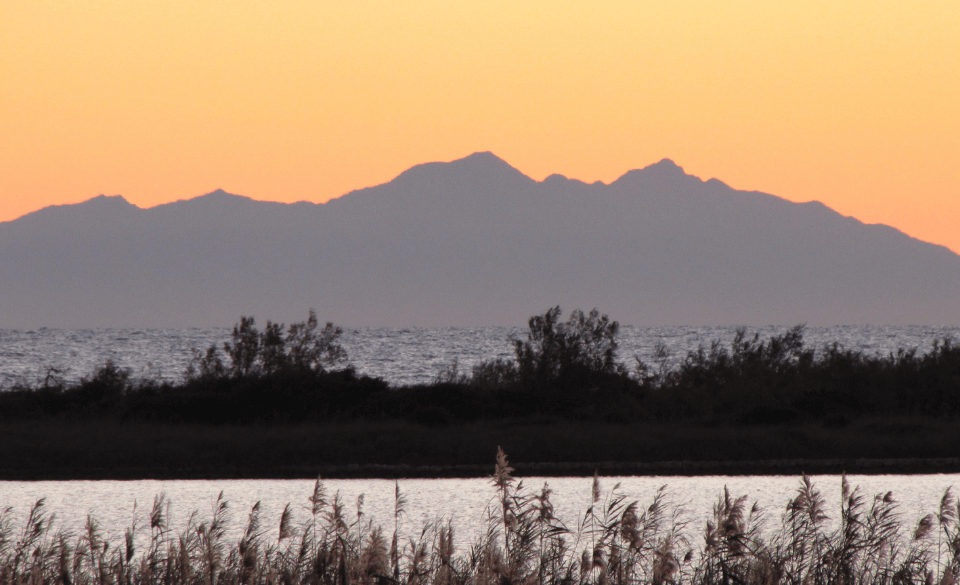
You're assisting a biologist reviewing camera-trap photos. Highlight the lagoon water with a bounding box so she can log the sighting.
[2,325,958,388]
[1,475,959,549]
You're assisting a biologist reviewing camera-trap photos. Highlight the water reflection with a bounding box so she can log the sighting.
[1,474,956,547]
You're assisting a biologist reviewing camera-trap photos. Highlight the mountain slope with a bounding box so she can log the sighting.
[2,153,958,328]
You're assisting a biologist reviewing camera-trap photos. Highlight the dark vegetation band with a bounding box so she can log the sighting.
[1,307,959,426]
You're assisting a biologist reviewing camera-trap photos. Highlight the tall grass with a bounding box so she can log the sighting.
[2,450,958,585]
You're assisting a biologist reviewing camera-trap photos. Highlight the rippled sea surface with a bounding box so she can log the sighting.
[2,325,958,388]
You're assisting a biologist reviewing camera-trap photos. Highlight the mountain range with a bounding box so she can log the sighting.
[2,152,959,328]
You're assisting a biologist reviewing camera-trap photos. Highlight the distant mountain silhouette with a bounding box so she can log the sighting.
[2,152,959,328]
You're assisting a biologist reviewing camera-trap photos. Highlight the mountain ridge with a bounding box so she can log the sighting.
[2,152,958,328]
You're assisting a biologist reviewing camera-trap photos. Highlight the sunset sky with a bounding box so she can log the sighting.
[2,1,958,252]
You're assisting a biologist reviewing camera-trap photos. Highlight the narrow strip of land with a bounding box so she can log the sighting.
[3,418,959,480]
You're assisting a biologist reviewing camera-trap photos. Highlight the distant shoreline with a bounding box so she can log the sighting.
[315,457,960,478]
[5,458,960,481]
[2,417,959,481]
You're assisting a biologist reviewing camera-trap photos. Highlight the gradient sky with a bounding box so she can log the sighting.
[2,1,958,252]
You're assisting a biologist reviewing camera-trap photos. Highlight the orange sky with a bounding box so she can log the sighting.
[2,1,958,252]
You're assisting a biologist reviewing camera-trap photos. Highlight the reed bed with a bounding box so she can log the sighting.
[2,450,959,585]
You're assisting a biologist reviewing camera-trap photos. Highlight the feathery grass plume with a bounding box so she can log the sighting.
[326,491,348,541]
[0,505,14,561]
[277,503,294,544]
[150,492,168,535]
[196,491,229,585]
[467,507,504,585]
[937,487,960,584]
[391,481,407,581]
[80,514,107,585]
[621,485,690,584]
[14,498,51,576]
[118,501,138,585]
[492,446,515,493]
[592,473,602,507]
[125,508,137,564]
[492,446,516,557]
[581,472,603,583]
[56,531,73,585]
[776,473,830,583]
[143,492,169,580]
[360,525,390,583]
[309,475,329,518]
[237,501,262,585]
[698,486,766,585]
[307,474,329,566]
[534,482,570,585]
[405,522,433,585]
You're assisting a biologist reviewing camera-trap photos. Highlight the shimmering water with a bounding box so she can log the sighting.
[1,475,957,546]
[2,325,958,388]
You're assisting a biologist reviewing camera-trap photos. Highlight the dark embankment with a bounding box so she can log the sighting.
[1,308,959,479]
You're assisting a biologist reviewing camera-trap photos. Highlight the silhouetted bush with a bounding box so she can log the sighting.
[514,306,623,386]
[187,309,348,379]
[470,358,519,389]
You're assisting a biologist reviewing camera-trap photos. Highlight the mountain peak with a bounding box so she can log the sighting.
[198,188,246,200]
[460,151,503,163]
[387,151,535,192]
[610,157,698,187]
[179,189,255,205]
[47,193,137,214]
[542,173,569,184]
[85,194,136,206]
[651,158,683,171]
[1,194,138,228]
[434,151,528,174]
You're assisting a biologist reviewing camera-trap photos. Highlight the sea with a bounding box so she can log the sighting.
[2,324,958,389]
[1,325,959,546]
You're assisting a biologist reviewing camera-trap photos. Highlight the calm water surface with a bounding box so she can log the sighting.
[1,475,957,547]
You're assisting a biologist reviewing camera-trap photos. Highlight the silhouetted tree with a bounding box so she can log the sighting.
[186,309,348,380]
[514,306,621,388]
[284,309,347,373]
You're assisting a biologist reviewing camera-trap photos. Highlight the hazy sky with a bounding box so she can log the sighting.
[2,1,958,252]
